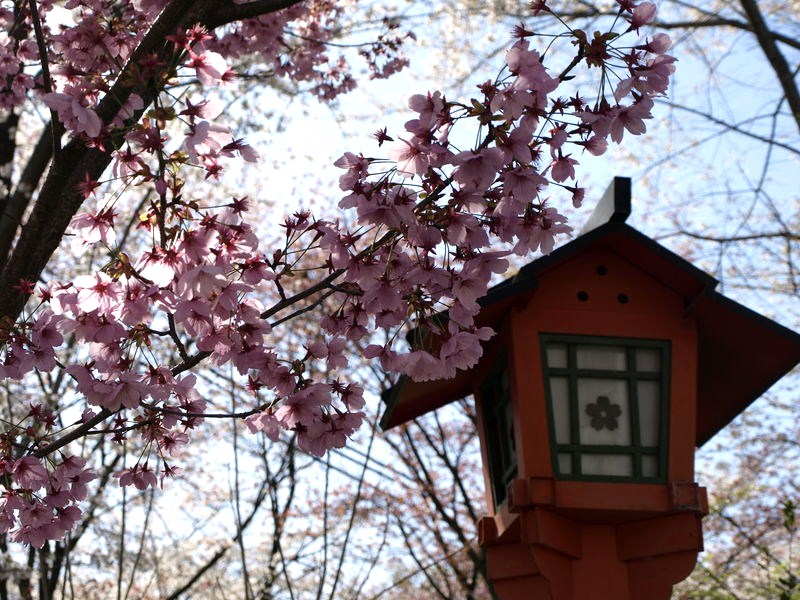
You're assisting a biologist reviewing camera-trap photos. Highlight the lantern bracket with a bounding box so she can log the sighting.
[669,480,708,513]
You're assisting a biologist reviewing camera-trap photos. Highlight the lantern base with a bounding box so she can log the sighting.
[478,478,707,600]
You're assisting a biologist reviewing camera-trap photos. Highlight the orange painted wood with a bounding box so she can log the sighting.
[483,507,704,600]
[475,249,708,598]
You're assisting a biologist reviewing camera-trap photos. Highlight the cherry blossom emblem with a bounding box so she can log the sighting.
[586,395,622,431]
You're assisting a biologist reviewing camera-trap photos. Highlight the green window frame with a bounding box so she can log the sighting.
[540,334,670,483]
[480,355,517,506]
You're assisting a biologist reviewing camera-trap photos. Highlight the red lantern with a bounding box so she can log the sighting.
[381,178,800,600]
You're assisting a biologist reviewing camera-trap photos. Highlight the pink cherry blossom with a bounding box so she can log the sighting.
[497,124,534,164]
[73,273,122,314]
[507,41,559,96]
[298,411,363,457]
[363,343,399,371]
[114,464,158,490]
[580,136,608,156]
[0,1,677,549]
[512,206,573,255]
[490,87,535,121]
[452,148,506,192]
[641,32,672,54]
[503,166,547,203]
[334,381,365,411]
[387,134,432,177]
[176,264,227,298]
[12,457,49,490]
[275,384,327,429]
[70,207,117,247]
[189,51,232,86]
[608,97,654,142]
[325,337,348,370]
[42,90,102,138]
[550,154,579,183]
[630,2,657,32]
[440,328,494,372]
[245,410,282,442]
[184,120,234,158]
[136,247,183,287]
[174,298,214,337]
[334,152,371,190]
[395,350,447,382]
[407,91,446,128]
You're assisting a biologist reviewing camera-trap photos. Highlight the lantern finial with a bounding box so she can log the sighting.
[579,176,631,235]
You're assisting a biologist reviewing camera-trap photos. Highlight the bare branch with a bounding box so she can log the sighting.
[662,229,800,244]
[656,101,800,158]
[0,126,53,270]
[26,0,63,158]
[738,0,800,133]
[654,17,800,52]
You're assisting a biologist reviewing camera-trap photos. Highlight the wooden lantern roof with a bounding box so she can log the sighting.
[380,178,800,446]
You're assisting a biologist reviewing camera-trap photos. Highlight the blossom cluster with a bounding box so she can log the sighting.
[325,1,675,382]
[2,0,411,124]
[0,454,95,547]
[0,0,674,546]
[0,191,372,546]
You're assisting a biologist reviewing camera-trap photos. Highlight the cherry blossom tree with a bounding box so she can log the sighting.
[0,1,678,594]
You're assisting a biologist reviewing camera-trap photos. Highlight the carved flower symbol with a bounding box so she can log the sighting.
[586,395,622,431]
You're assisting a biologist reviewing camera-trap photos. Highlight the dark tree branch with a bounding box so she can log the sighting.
[204,0,306,29]
[653,17,800,52]
[0,126,53,271]
[657,100,800,158]
[664,229,800,244]
[738,0,800,133]
[32,408,114,458]
[0,111,18,205]
[25,0,62,158]
[534,0,800,52]
[0,3,26,243]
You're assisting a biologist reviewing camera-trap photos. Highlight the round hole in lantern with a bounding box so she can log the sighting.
[541,334,670,483]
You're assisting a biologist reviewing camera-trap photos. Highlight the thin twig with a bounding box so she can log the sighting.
[26,0,62,158]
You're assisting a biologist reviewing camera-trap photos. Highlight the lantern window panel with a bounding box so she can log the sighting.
[541,334,670,483]
[480,356,517,506]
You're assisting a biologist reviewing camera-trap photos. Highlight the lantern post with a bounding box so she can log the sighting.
[381,178,800,600]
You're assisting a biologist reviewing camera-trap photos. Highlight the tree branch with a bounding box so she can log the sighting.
[657,100,800,157]
[653,17,800,52]
[26,0,63,159]
[738,0,800,133]
[32,408,114,458]
[665,229,800,244]
[0,126,53,271]
[203,0,307,29]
